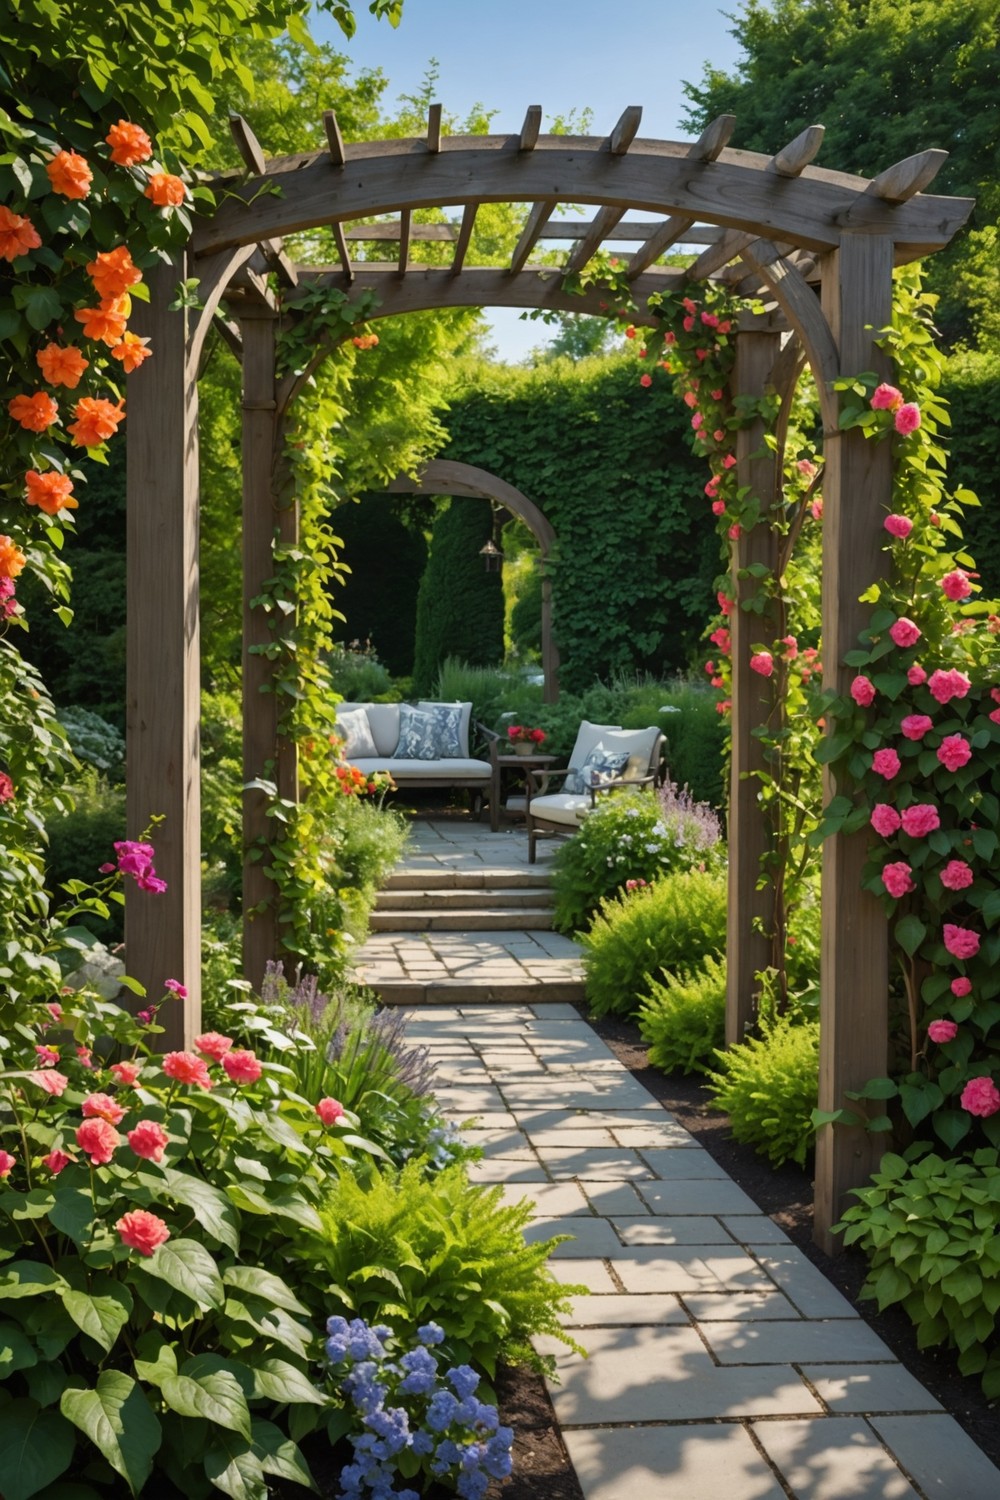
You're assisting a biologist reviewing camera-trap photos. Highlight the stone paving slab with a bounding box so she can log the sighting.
[563,1424,787,1500]
[754,1418,918,1499]
[802,1367,943,1414]
[700,1318,893,1364]
[870,1414,1000,1498]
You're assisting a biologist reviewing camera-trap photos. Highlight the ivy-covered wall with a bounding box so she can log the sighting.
[332,496,428,676]
[440,354,718,692]
[412,499,505,691]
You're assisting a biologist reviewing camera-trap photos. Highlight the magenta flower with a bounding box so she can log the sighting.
[952,977,973,997]
[894,403,921,436]
[937,734,972,772]
[928,668,971,705]
[889,617,921,649]
[883,514,913,539]
[943,923,980,960]
[0,1150,15,1179]
[881,861,915,898]
[941,570,972,602]
[164,978,187,999]
[749,652,773,677]
[870,804,902,837]
[900,714,933,741]
[907,663,927,686]
[940,859,974,890]
[871,383,903,411]
[850,676,876,707]
[872,748,901,780]
[961,1077,1000,1118]
[900,804,940,837]
[927,1020,958,1044]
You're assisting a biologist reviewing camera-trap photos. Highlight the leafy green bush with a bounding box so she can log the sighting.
[552,788,723,933]
[583,868,727,1019]
[316,1160,583,1375]
[327,640,395,701]
[838,1146,1000,1396]
[58,705,125,777]
[333,794,409,941]
[412,500,505,693]
[705,1014,820,1167]
[655,684,728,810]
[44,770,126,943]
[639,955,727,1076]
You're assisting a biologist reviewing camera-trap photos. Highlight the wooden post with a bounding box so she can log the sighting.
[725,329,782,1045]
[240,311,300,988]
[125,257,202,1048]
[814,234,893,1253]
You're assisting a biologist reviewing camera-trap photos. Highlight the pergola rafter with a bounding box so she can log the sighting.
[125,104,973,1253]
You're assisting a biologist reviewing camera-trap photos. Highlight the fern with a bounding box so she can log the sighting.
[639,955,727,1075]
[706,1015,820,1167]
[583,868,727,1018]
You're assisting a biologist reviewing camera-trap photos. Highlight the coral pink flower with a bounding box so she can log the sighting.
[871,384,903,411]
[76,1046,93,1069]
[116,1209,170,1255]
[75,1118,120,1165]
[0,205,42,261]
[907,664,927,686]
[127,1120,169,1162]
[82,1093,126,1125]
[850,676,876,707]
[0,1150,15,1178]
[928,669,971,704]
[937,734,972,772]
[110,1061,141,1086]
[894,403,921,436]
[884,514,913,538]
[106,120,153,166]
[46,1002,63,1023]
[162,1051,213,1089]
[952,977,973,997]
[941,570,973,602]
[41,1150,72,1175]
[717,592,734,616]
[316,1097,345,1126]
[144,173,186,207]
[9,391,59,432]
[872,749,901,780]
[194,1032,233,1062]
[940,859,974,891]
[639,373,652,388]
[750,652,773,677]
[34,1045,60,1068]
[900,715,933,741]
[881,861,915,898]
[870,804,902,837]
[711,500,726,516]
[30,1069,69,1096]
[927,1020,958,1044]
[889,617,921,649]
[709,627,731,653]
[900,804,940,837]
[961,1077,1000,1118]
[943,924,980,960]
[163,979,187,999]
[222,1049,262,1084]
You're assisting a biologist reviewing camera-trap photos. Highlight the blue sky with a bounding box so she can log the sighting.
[312,0,747,358]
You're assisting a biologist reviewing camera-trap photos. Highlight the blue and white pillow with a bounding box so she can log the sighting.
[393,703,463,760]
[564,744,630,793]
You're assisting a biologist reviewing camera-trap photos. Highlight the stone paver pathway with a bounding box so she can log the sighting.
[408,1001,1000,1500]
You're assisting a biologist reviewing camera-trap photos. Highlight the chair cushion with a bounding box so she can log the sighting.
[563,721,622,792]
[600,726,662,780]
[337,702,401,758]
[528,792,592,827]
[418,700,472,758]
[351,757,491,781]
[337,706,378,760]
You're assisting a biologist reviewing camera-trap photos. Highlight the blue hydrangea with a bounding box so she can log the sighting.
[447,1364,480,1400]
[417,1321,445,1345]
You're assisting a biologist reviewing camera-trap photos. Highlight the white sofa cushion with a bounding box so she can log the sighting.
[350,757,491,781]
[528,792,592,827]
[337,706,378,760]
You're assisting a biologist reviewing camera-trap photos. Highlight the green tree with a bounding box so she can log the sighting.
[412,499,505,691]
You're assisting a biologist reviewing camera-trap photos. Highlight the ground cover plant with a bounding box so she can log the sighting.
[705,1011,821,1168]
[638,954,727,1077]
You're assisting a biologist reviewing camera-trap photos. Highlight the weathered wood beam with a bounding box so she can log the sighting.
[689,228,756,280]
[740,239,840,433]
[342,219,723,246]
[509,199,555,275]
[626,115,737,278]
[397,209,411,274]
[214,317,244,362]
[323,109,346,167]
[868,148,948,204]
[450,202,478,275]
[332,222,354,280]
[259,241,299,288]
[426,103,442,154]
[230,113,267,174]
[345,221,456,241]
[692,113,737,162]
[563,206,627,275]
[609,105,642,155]
[519,105,542,152]
[772,124,825,178]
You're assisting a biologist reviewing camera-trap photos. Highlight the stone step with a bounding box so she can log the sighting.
[384,869,551,891]
[369,908,556,932]
[365,978,586,1006]
[375,887,556,911]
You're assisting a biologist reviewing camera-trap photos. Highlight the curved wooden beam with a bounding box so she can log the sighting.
[739,240,840,434]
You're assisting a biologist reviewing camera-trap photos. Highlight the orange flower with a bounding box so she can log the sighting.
[0,536,26,579]
[45,150,92,200]
[0,205,42,262]
[25,470,78,515]
[144,173,186,208]
[106,119,153,167]
[87,246,142,301]
[111,332,152,372]
[67,396,125,448]
[36,343,89,389]
[74,298,128,347]
[8,391,59,432]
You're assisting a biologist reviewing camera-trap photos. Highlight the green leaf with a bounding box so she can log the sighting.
[11,285,62,331]
[203,1430,266,1500]
[61,1282,132,1356]
[159,1169,240,1253]
[894,913,927,958]
[130,1237,224,1312]
[221,1267,310,1319]
[250,1418,316,1488]
[60,1375,159,1495]
[47,1184,93,1247]
[0,1399,75,1500]
[0,1262,67,1299]
[161,1370,252,1440]
[933,1109,972,1150]
[250,1357,327,1407]
[0,1319,39,1376]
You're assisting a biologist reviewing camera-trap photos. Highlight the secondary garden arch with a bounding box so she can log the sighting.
[124,105,972,1246]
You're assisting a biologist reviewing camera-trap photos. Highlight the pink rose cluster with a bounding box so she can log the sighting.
[869,384,921,435]
[100,840,167,894]
[928,668,970,705]
[927,1020,958,1044]
[937,734,972,772]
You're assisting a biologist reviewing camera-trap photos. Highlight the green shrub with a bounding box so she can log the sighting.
[44,770,126,943]
[552,788,723,934]
[838,1146,1000,1396]
[327,641,395,701]
[583,868,727,1019]
[316,1160,583,1375]
[656,685,728,810]
[639,955,727,1076]
[705,1014,820,1167]
[332,795,409,940]
[412,500,505,693]
[57,705,125,777]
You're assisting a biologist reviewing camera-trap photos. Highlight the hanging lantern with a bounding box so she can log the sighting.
[479,538,503,572]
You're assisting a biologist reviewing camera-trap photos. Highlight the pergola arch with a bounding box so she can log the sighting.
[125,104,973,1247]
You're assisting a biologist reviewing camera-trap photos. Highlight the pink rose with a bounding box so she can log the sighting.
[222,1049,262,1084]
[871,383,903,411]
[34,1045,60,1067]
[46,1002,63,1023]
[0,1150,15,1179]
[30,1069,69,1096]
[164,978,188,999]
[961,1077,1000,1118]
[163,1051,214,1090]
[941,570,972,602]
[889,617,921,649]
[870,804,902,837]
[927,1020,958,1044]
[116,1209,171,1256]
[194,1032,233,1062]
[850,676,876,707]
[881,861,915,898]
[750,652,773,677]
[316,1097,345,1126]
[41,1150,73,1175]
[81,1092,126,1126]
[943,924,980,960]
[127,1120,170,1162]
[872,748,901,780]
[907,664,927,686]
[75,1118,120,1165]
[711,499,725,516]
[940,859,974,891]
[900,715,933,741]
[894,403,921,435]
[900,804,940,837]
[928,668,971,704]
[110,1061,141,1086]
[951,977,973,997]
[883,514,913,538]
[937,734,972,772]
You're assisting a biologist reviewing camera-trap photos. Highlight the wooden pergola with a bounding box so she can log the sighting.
[124,105,972,1247]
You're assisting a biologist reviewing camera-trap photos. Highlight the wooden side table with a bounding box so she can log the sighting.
[490,753,556,832]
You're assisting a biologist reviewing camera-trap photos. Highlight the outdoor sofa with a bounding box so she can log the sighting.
[334,700,493,807]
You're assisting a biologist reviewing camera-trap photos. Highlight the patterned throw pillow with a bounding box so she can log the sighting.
[337,707,378,760]
[393,703,463,760]
[581,745,630,788]
[417,702,463,758]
